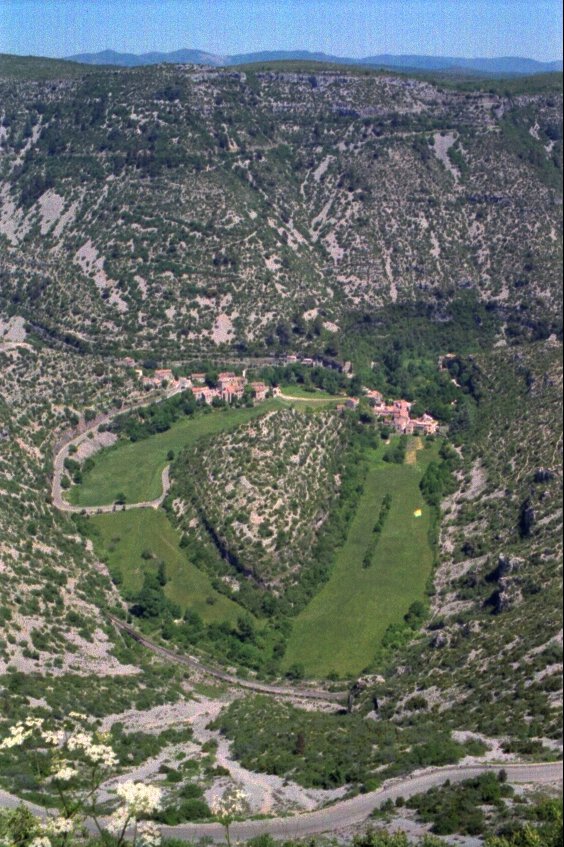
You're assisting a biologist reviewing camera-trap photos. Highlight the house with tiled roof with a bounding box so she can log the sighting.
[411,413,439,435]
[154,368,173,382]
[364,389,384,407]
[193,386,216,404]
[250,381,268,401]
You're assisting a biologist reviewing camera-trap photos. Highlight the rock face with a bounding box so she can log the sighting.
[493,554,525,614]
[519,498,536,538]
[534,467,556,483]
[430,630,450,649]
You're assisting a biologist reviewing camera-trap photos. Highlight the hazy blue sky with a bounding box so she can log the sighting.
[1,0,562,60]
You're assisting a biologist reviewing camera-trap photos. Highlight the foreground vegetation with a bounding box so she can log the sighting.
[212,694,486,790]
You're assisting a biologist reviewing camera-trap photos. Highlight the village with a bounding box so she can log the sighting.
[120,354,439,437]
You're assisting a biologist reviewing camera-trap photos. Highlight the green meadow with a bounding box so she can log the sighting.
[283,440,438,677]
[88,508,242,625]
[69,401,283,507]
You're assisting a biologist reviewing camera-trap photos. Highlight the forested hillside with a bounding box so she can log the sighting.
[0,62,561,359]
[0,56,561,843]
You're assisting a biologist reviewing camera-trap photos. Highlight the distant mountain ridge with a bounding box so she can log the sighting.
[65,48,563,75]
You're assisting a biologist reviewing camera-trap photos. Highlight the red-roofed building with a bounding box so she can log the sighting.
[364,389,384,407]
[412,413,439,435]
[193,386,216,404]
[218,374,245,395]
[154,368,173,382]
[250,382,268,402]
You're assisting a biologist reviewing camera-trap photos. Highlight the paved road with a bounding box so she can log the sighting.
[162,762,563,842]
[2,762,560,841]
[51,390,179,514]
[108,614,345,704]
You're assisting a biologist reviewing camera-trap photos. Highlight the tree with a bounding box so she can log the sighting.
[286,662,305,681]
[157,560,167,586]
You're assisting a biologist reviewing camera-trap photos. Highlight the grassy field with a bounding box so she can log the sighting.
[69,401,284,507]
[88,509,242,625]
[283,439,439,678]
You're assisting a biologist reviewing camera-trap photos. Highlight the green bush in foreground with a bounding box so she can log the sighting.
[211,694,473,789]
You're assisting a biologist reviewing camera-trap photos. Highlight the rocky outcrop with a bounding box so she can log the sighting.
[534,467,556,484]
[491,554,525,614]
[519,498,536,538]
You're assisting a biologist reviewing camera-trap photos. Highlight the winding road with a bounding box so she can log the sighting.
[162,761,563,842]
[53,465,171,515]
[51,391,177,514]
[1,762,561,841]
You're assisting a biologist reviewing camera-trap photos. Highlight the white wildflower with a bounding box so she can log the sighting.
[116,781,162,815]
[66,731,93,752]
[45,817,74,836]
[41,730,63,746]
[211,785,247,819]
[83,743,118,768]
[106,808,129,836]
[51,765,79,782]
[137,820,161,847]
[24,717,44,729]
[68,711,88,722]
[29,838,51,847]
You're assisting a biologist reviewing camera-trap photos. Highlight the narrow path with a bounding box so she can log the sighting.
[107,614,346,704]
[1,762,561,842]
[405,436,423,465]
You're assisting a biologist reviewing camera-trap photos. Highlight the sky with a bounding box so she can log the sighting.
[1,0,562,61]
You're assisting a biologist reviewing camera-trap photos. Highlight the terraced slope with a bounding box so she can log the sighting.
[0,64,561,357]
[0,342,137,676]
[170,407,347,587]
